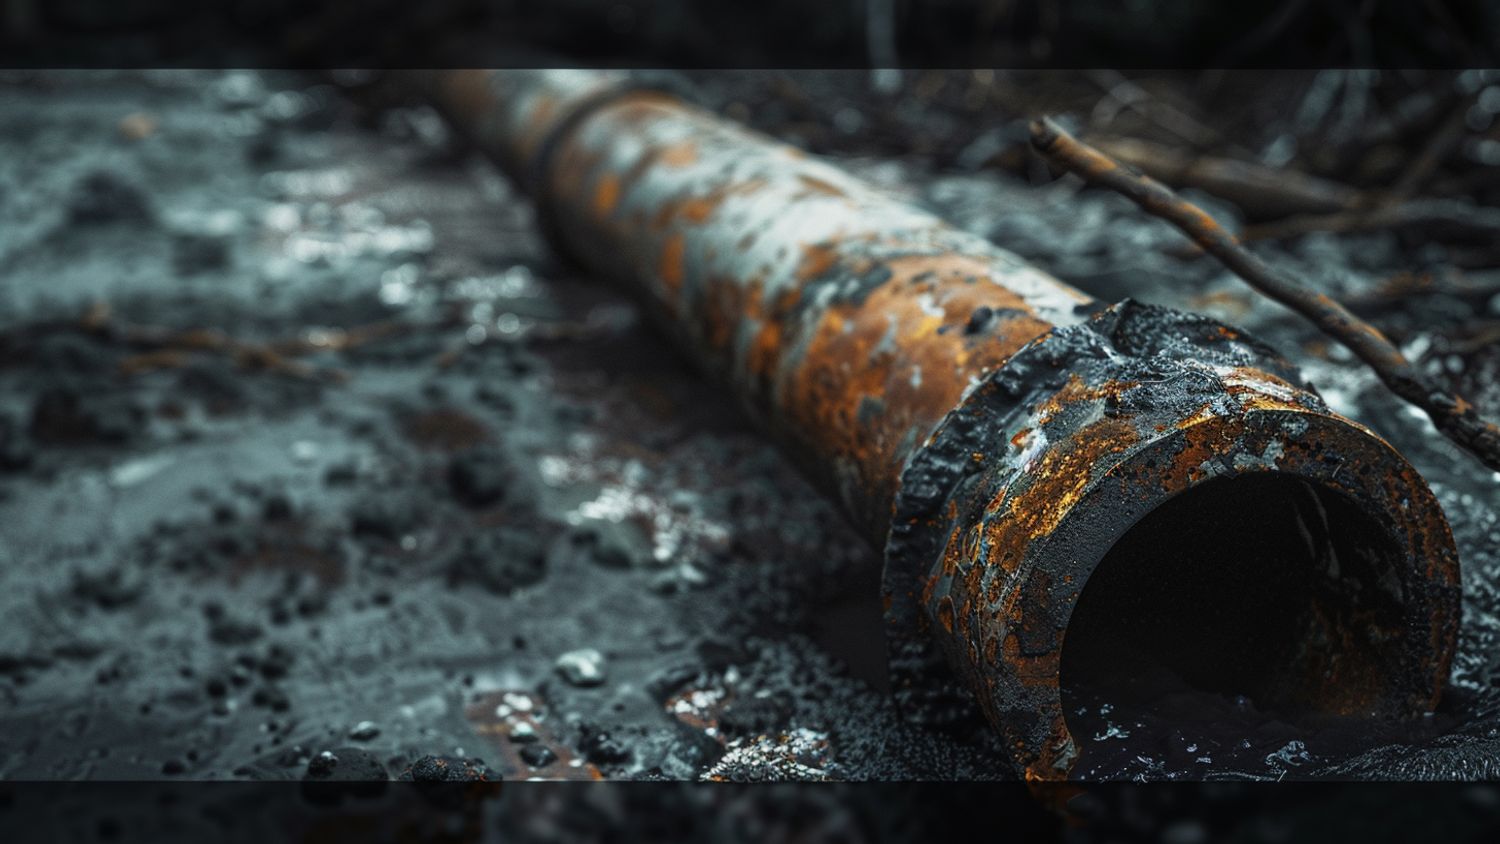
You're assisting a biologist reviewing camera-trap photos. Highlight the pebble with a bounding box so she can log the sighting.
[555,648,607,687]
[306,750,339,777]
[348,721,381,741]
[518,744,556,768]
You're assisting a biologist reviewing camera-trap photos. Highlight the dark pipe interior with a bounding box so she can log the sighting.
[1060,473,1410,769]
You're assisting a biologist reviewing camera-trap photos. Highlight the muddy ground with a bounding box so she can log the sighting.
[1,69,1500,835]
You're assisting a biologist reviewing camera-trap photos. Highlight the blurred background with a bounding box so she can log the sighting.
[0,0,1497,67]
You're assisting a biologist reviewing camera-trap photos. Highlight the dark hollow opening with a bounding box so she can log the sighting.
[1059,473,1412,775]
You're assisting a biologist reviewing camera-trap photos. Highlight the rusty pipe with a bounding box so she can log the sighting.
[415,70,1460,780]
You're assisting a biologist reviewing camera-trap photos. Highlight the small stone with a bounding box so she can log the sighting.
[580,728,631,765]
[519,744,556,769]
[400,755,491,782]
[307,750,339,777]
[555,649,606,687]
[348,721,381,741]
[508,721,538,743]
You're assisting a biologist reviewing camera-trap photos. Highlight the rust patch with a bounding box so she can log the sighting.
[797,175,846,197]
[795,243,841,281]
[659,232,686,295]
[659,140,699,167]
[592,173,621,215]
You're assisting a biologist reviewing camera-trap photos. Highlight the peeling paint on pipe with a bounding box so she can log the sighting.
[416,70,1460,781]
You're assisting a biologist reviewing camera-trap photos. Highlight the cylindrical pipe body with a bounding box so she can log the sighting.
[420,70,1461,780]
[424,69,1095,541]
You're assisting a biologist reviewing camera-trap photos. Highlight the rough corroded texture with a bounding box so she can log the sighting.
[425,70,1097,541]
[885,302,1460,778]
[423,69,1461,780]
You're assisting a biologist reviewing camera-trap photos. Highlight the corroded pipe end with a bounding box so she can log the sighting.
[883,301,1460,781]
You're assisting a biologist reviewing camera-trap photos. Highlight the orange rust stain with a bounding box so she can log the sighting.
[796,243,841,281]
[1159,416,1236,490]
[985,416,1142,558]
[728,279,799,401]
[700,276,744,355]
[659,233,686,294]
[1030,375,1138,426]
[599,94,682,129]
[648,180,769,231]
[677,195,722,224]
[797,175,846,197]
[659,141,699,167]
[1217,367,1313,413]
[774,251,1053,528]
[1000,632,1060,688]
[593,174,621,215]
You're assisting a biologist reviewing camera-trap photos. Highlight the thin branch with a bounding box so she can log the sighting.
[1029,116,1500,474]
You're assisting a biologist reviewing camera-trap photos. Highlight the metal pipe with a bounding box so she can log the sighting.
[416,70,1460,780]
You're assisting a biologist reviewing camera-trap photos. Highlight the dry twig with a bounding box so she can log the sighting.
[1030,116,1500,473]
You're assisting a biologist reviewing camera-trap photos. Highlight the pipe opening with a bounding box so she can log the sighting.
[1060,472,1418,777]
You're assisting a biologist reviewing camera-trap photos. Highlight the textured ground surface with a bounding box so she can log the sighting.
[1,69,1499,816]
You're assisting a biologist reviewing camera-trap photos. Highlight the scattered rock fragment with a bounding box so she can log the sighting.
[348,721,380,742]
[399,755,492,782]
[555,648,607,687]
